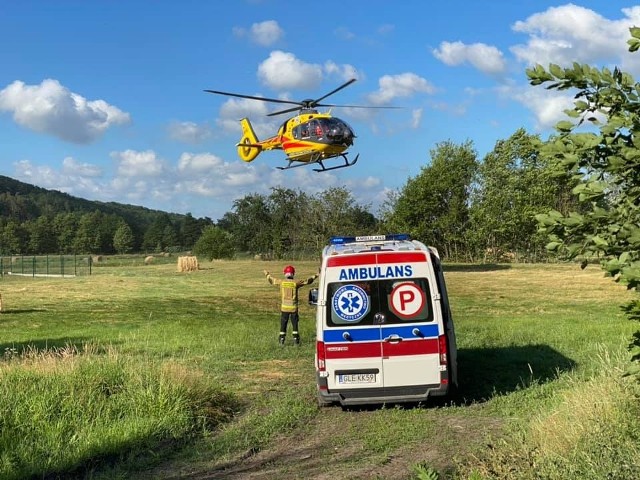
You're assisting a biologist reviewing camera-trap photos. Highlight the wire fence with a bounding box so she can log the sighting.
[0,255,92,278]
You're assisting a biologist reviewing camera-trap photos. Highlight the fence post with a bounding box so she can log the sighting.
[61,255,64,278]
[32,256,35,277]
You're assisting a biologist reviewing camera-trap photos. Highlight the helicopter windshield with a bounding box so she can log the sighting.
[293,117,355,144]
[317,118,355,145]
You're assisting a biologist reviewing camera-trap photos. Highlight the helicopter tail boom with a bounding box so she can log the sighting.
[237,118,261,162]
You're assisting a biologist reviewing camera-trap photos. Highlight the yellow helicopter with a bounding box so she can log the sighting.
[205,78,392,172]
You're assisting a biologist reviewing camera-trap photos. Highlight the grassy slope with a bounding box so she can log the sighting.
[0,260,638,479]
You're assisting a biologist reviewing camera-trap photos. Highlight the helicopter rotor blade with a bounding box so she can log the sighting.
[204,89,303,106]
[314,103,404,110]
[311,78,357,105]
[266,105,304,117]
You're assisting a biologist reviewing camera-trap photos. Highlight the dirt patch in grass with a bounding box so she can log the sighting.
[153,406,503,480]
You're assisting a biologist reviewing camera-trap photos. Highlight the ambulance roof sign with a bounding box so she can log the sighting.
[330,234,411,245]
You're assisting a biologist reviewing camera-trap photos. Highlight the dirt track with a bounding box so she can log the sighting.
[145,405,502,480]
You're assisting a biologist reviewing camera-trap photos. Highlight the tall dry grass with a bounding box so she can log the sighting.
[0,343,238,479]
[458,346,640,480]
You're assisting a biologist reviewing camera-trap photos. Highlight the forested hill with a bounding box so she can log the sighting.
[0,174,184,223]
[0,175,213,255]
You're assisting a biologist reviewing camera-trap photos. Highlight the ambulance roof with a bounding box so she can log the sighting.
[323,234,430,257]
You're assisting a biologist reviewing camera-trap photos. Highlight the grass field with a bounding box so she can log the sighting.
[0,259,638,479]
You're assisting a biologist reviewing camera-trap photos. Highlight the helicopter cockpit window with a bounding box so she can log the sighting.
[309,120,324,138]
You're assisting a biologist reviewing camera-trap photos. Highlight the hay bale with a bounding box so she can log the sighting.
[144,255,154,265]
[92,255,103,263]
[177,256,199,272]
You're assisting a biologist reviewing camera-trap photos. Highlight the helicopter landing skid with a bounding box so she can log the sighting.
[276,154,359,172]
[312,154,359,172]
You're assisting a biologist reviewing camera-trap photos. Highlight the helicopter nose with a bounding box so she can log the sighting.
[344,130,354,145]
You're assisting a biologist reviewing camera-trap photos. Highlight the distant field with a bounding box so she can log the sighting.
[0,259,638,479]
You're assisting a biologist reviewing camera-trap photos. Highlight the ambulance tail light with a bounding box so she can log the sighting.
[438,334,448,365]
[316,341,326,371]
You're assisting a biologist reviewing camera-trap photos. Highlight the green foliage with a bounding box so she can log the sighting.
[529,27,640,374]
[113,222,135,254]
[221,186,376,258]
[469,129,578,262]
[193,225,236,260]
[411,462,440,480]
[384,139,478,259]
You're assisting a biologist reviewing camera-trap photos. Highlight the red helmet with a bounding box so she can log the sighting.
[283,265,295,277]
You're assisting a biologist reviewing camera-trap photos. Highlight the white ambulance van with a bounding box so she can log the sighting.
[310,234,457,407]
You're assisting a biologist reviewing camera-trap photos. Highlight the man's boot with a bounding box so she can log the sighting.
[279,334,286,346]
[293,332,300,346]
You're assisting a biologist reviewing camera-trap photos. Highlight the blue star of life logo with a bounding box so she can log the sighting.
[333,285,369,322]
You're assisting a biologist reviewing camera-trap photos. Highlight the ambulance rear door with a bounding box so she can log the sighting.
[378,276,441,389]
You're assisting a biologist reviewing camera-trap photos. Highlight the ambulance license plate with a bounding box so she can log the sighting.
[338,373,376,384]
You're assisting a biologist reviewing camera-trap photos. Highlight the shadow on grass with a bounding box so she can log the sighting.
[0,337,96,355]
[443,264,512,273]
[454,344,576,404]
[343,344,575,411]
[0,308,47,315]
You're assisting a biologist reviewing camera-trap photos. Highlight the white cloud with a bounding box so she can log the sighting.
[0,79,130,144]
[233,20,284,46]
[510,4,635,69]
[250,20,284,46]
[258,51,323,90]
[411,108,423,129]
[433,41,507,75]
[367,73,436,105]
[324,61,363,83]
[11,150,388,221]
[178,152,224,173]
[168,121,213,143]
[216,96,279,138]
[111,149,166,177]
[62,157,102,177]
[500,84,575,131]
[14,159,105,199]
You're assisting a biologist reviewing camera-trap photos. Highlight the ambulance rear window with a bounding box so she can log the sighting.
[327,278,433,326]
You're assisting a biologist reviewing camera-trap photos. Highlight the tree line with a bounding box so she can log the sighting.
[0,127,579,261]
[194,128,577,262]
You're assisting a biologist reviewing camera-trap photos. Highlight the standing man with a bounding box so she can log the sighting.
[264,265,318,346]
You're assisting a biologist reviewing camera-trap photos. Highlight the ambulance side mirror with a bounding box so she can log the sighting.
[308,288,318,306]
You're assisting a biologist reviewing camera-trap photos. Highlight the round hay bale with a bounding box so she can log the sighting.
[144,255,154,265]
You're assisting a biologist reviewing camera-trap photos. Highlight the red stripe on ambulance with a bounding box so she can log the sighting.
[324,341,380,359]
[326,251,427,267]
[382,338,438,356]
[324,338,438,359]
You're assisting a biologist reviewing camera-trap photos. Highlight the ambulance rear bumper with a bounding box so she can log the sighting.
[318,382,450,407]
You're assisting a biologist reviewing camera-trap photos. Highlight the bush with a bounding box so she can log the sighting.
[193,226,235,260]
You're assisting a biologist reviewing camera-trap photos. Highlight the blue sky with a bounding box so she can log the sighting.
[1,1,639,221]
